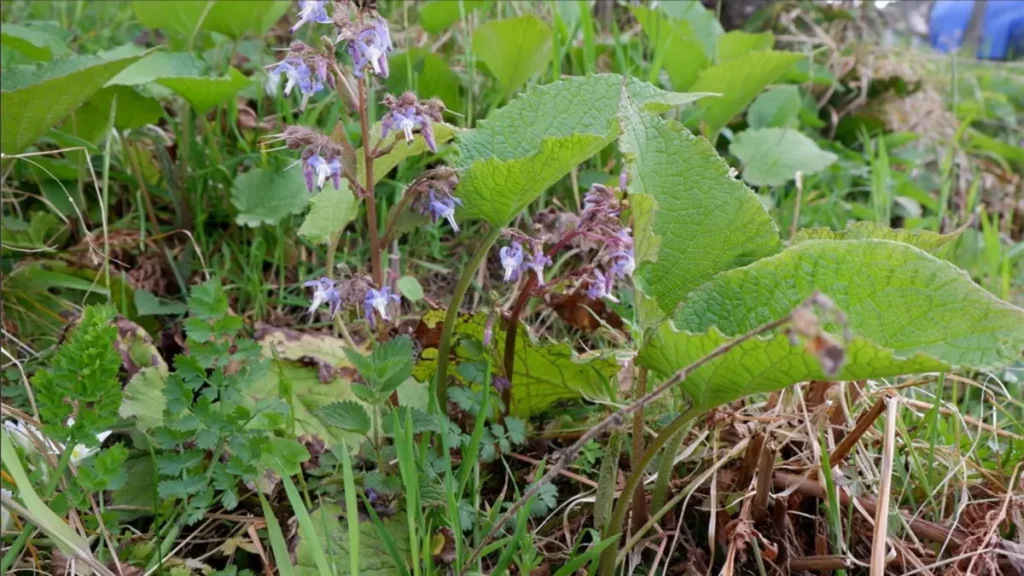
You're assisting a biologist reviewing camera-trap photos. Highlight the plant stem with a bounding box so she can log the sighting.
[434,226,502,410]
[0,449,74,574]
[629,366,649,534]
[358,78,383,288]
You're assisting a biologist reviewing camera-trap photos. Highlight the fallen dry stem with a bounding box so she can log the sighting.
[869,395,899,575]
[461,292,832,573]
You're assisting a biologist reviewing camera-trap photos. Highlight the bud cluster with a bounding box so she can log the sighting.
[381,92,445,153]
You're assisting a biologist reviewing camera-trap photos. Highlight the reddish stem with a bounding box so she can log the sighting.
[358,78,383,289]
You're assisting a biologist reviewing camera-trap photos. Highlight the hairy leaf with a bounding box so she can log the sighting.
[318,401,372,435]
[639,240,1024,410]
[0,51,149,154]
[231,167,309,228]
[473,15,553,96]
[454,74,709,227]
[688,50,802,137]
[619,95,780,318]
[792,222,964,254]
[344,336,415,402]
[730,128,837,186]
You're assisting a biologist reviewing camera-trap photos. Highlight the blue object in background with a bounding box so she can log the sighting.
[929,0,1024,59]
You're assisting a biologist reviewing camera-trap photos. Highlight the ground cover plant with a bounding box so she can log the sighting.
[1,1,1023,575]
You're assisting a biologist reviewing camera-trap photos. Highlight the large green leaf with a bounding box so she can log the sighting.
[298,180,358,245]
[0,51,149,154]
[73,86,165,143]
[109,52,251,113]
[231,167,309,227]
[619,95,780,318]
[639,240,1024,410]
[688,50,802,137]
[131,1,210,39]
[454,74,709,227]
[202,1,289,39]
[1,23,68,61]
[418,0,490,34]
[730,128,837,187]
[658,2,722,57]
[294,503,410,576]
[792,222,964,254]
[472,14,553,97]
[413,311,619,417]
[630,6,709,91]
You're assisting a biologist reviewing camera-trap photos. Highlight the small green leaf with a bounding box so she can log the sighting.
[132,1,209,39]
[473,15,553,96]
[395,276,424,302]
[298,181,358,245]
[344,336,415,400]
[231,168,309,228]
[109,52,251,113]
[688,50,802,137]
[187,278,229,320]
[318,401,372,435]
[631,6,709,90]
[0,50,150,154]
[730,128,837,187]
[418,0,489,33]
[747,85,802,129]
[294,503,411,576]
[260,438,310,477]
[134,290,188,316]
[791,222,964,254]
[201,1,290,39]
[158,67,251,113]
[658,2,723,57]
[380,406,439,436]
[108,52,207,86]
[120,367,168,431]
[78,443,130,492]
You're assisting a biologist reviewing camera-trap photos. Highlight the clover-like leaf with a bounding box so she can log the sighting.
[454,74,710,228]
[1,50,150,154]
[231,168,309,228]
[619,94,780,319]
[639,240,1024,411]
[318,401,372,435]
[730,128,837,187]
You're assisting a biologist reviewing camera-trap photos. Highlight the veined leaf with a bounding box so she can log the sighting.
[454,74,710,227]
[792,222,964,254]
[231,167,310,228]
[688,50,802,137]
[472,15,553,97]
[344,336,415,402]
[413,311,619,417]
[0,50,150,154]
[730,127,837,186]
[318,401,372,435]
[639,240,1024,410]
[619,94,780,318]
[298,180,358,245]
[294,503,411,576]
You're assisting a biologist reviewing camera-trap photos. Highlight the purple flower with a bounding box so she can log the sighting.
[523,244,552,286]
[304,277,341,318]
[611,246,635,278]
[619,169,628,191]
[292,0,332,32]
[499,242,524,283]
[364,286,400,327]
[422,190,462,232]
[585,269,618,303]
[381,106,438,152]
[304,154,342,192]
[347,19,391,78]
[271,58,324,109]
[492,376,511,394]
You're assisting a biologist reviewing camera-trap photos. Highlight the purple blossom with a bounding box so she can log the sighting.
[619,169,628,191]
[364,286,400,327]
[347,19,392,78]
[381,106,438,152]
[304,277,341,318]
[271,58,324,109]
[586,269,618,302]
[611,246,635,278]
[499,242,524,283]
[492,376,511,394]
[524,244,553,286]
[422,190,462,232]
[303,154,342,192]
[292,0,332,32]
